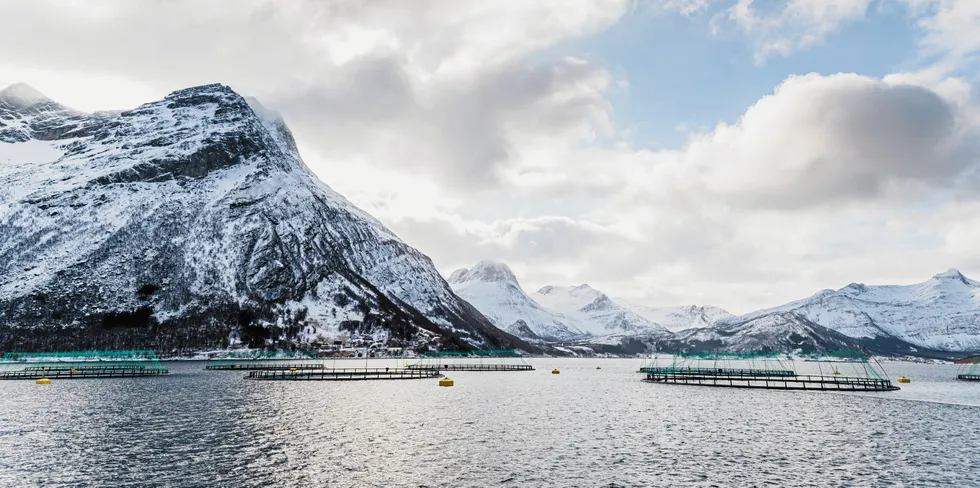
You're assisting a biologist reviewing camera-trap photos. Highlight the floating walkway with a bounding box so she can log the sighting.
[639,350,899,392]
[407,350,534,372]
[206,363,324,371]
[246,367,441,381]
[0,350,169,380]
[407,363,533,372]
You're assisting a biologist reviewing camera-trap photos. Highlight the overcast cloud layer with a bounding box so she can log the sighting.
[2,0,979,314]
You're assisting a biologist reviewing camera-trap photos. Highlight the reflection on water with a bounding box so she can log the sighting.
[1,359,978,487]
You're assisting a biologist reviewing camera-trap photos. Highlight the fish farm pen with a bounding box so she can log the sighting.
[407,350,535,372]
[0,350,169,380]
[205,350,323,371]
[640,351,899,392]
[957,357,980,381]
[246,367,442,381]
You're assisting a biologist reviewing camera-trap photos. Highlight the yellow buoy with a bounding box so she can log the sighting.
[36,378,52,385]
[898,376,911,383]
[552,369,560,374]
[289,368,297,373]
[439,378,454,387]
[596,366,601,370]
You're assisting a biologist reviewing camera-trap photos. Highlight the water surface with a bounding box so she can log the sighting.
[1,359,978,487]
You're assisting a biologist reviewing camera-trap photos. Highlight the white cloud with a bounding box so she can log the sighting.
[720,0,873,64]
[4,0,980,314]
[900,0,980,77]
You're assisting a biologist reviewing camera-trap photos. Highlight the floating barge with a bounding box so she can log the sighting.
[407,349,534,372]
[0,350,169,380]
[640,350,899,392]
[246,367,441,381]
[957,374,980,381]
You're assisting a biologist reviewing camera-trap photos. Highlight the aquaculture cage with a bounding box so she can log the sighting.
[205,350,322,371]
[0,350,169,380]
[246,367,442,381]
[956,356,980,381]
[407,350,534,372]
[640,350,898,392]
[225,350,444,381]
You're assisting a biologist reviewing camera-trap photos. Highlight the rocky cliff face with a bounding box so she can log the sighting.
[0,83,526,353]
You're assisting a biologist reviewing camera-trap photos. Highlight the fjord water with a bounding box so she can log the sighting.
[1,360,978,487]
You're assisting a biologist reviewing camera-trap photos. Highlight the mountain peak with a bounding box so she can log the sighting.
[0,83,53,108]
[448,260,519,285]
[932,268,975,286]
[934,268,965,279]
[156,83,247,111]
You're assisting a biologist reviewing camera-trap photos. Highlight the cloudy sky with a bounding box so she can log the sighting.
[2,0,979,314]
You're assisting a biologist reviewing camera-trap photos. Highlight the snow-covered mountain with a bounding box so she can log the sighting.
[616,301,733,332]
[448,261,584,341]
[533,285,670,337]
[670,312,865,353]
[721,269,980,352]
[0,83,527,352]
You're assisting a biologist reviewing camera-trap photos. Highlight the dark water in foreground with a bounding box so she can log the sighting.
[1,359,978,487]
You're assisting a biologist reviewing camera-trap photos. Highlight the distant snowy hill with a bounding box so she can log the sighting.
[448,261,584,341]
[721,269,980,352]
[0,83,527,352]
[449,259,980,355]
[533,285,670,337]
[616,300,733,332]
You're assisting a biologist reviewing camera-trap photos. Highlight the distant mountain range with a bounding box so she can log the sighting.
[449,261,719,342]
[449,260,980,356]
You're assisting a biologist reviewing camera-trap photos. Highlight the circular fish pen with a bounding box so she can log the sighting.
[407,350,534,372]
[204,350,323,371]
[640,351,899,392]
[0,350,169,380]
[956,356,980,381]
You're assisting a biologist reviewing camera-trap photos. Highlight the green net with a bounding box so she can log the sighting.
[0,350,167,373]
[957,355,980,378]
[205,350,319,369]
[640,349,889,380]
